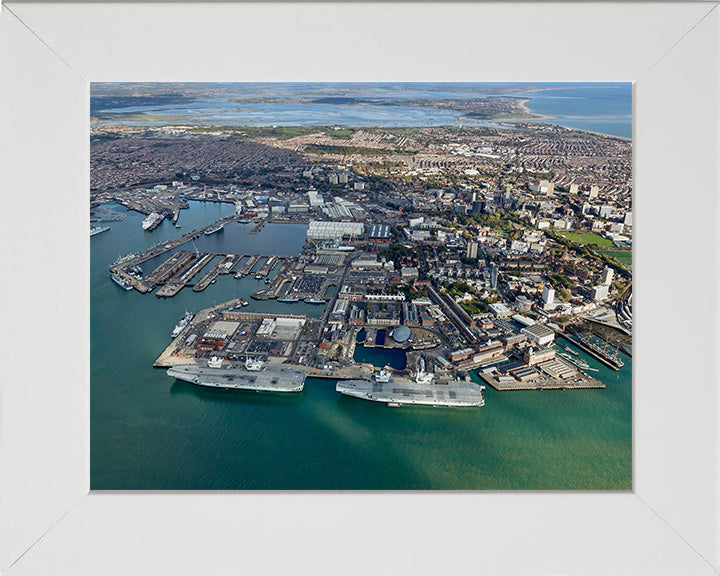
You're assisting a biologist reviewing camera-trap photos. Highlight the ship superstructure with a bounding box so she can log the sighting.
[244,357,264,371]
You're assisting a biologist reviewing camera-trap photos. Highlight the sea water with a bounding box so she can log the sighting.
[91,201,631,490]
[92,82,632,138]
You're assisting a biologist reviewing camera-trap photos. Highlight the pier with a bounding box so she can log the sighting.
[478,371,605,391]
[560,333,624,370]
[155,283,185,298]
[249,218,269,234]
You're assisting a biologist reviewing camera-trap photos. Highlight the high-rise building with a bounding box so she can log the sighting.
[542,285,555,310]
[466,241,478,259]
[569,183,579,194]
[591,284,610,301]
[624,211,632,227]
[601,267,614,286]
[490,264,499,290]
[589,185,600,199]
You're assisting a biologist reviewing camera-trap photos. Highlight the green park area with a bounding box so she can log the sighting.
[558,231,615,248]
[600,250,632,271]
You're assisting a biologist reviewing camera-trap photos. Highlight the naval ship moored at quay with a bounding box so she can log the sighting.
[167,357,306,392]
[336,370,486,407]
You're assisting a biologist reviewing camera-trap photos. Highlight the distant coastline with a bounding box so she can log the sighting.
[516,98,554,120]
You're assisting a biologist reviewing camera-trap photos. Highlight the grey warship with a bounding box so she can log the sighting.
[337,370,485,407]
[167,358,306,392]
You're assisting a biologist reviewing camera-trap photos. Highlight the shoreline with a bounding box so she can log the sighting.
[516,98,555,120]
[557,124,632,142]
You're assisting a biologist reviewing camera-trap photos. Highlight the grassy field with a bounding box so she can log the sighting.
[186,125,323,139]
[329,128,355,139]
[600,250,632,271]
[559,231,615,248]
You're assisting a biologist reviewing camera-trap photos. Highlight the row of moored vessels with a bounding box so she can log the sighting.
[165,359,486,408]
[276,295,325,304]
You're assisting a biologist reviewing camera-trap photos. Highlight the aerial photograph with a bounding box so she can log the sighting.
[90,82,632,490]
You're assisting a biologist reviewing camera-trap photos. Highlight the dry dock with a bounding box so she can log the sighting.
[254,256,278,278]
[178,253,215,284]
[235,255,259,278]
[193,263,222,292]
[146,251,196,285]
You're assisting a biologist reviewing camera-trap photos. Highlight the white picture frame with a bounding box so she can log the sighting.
[1,2,718,574]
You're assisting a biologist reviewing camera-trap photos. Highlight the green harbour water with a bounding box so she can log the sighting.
[91,202,632,490]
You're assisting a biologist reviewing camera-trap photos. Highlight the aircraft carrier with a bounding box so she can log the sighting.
[167,362,306,392]
[336,371,485,407]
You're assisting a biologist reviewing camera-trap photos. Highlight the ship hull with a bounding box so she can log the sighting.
[336,379,485,407]
[167,364,306,392]
[90,226,110,236]
[204,223,225,235]
[110,273,133,290]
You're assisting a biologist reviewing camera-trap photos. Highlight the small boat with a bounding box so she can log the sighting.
[204,222,225,235]
[110,271,133,291]
[277,296,300,303]
[142,212,163,231]
[90,225,110,236]
[171,311,194,338]
[304,297,326,304]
